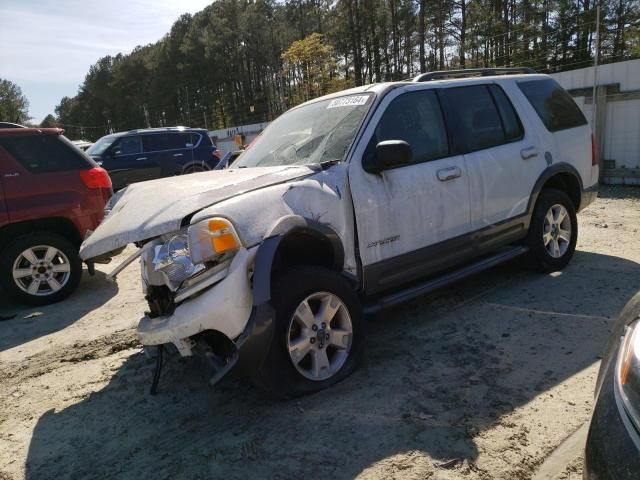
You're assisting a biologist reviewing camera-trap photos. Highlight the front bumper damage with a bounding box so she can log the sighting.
[138,246,275,390]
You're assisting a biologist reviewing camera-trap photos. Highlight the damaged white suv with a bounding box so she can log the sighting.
[81,68,598,398]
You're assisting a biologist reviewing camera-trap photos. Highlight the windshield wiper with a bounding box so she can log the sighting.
[318,159,340,170]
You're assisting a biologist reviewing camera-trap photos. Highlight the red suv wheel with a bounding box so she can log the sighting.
[0,232,82,305]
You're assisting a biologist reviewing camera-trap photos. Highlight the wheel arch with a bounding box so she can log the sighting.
[252,216,346,305]
[0,217,82,253]
[181,160,211,174]
[527,164,583,215]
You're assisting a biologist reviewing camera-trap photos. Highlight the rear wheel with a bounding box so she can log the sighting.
[526,188,578,272]
[0,232,82,305]
[252,266,365,399]
[182,164,209,174]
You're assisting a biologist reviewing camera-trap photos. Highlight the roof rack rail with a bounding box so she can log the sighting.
[412,67,536,82]
[126,126,191,133]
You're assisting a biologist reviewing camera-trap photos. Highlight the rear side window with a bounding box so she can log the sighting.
[489,85,524,141]
[374,90,449,163]
[143,133,190,151]
[0,134,91,173]
[441,85,523,153]
[518,78,587,132]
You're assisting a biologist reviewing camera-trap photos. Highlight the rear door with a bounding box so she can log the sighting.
[441,83,545,238]
[144,132,191,179]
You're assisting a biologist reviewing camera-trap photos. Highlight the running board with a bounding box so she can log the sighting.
[364,246,528,314]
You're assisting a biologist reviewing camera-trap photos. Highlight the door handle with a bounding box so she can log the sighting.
[520,146,539,160]
[437,166,462,182]
[173,153,183,157]
[136,157,147,161]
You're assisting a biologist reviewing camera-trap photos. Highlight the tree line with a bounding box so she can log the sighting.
[50,0,639,140]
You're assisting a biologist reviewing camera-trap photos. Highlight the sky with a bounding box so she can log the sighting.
[0,0,212,123]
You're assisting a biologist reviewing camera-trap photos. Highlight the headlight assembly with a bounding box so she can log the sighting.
[152,233,204,289]
[188,217,241,265]
[616,319,640,431]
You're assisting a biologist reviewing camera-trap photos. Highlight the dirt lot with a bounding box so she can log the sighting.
[1,187,639,480]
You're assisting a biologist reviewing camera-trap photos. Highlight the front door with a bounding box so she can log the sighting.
[348,88,472,295]
[103,135,151,189]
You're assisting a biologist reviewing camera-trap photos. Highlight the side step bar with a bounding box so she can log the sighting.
[364,246,528,314]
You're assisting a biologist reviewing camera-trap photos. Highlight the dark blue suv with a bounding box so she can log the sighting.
[86,127,220,190]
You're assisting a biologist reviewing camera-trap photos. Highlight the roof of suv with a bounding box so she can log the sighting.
[0,127,63,137]
[109,127,208,137]
[298,70,549,107]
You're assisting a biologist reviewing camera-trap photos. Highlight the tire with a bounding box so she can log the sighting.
[525,188,578,272]
[0,232,82,306]
[182,164,209,175]
[252,266,365,399]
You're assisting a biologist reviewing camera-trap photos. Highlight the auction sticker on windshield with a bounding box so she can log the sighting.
[327,96,369,108]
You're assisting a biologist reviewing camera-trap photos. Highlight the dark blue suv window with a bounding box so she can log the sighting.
[142,133,190,152]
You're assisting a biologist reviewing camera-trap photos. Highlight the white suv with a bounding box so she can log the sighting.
[81,68,598,398]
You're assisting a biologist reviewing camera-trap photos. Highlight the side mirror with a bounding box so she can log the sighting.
[363,140,412,174]
[110,148,121,157]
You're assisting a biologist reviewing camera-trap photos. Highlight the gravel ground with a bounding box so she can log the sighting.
[1,186,639,480]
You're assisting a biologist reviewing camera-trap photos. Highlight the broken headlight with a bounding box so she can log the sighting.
[152,233,204,289]
[616,319,640,432]
[187,217,241,265]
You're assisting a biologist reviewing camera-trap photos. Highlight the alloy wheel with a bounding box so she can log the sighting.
[286,292,353,381]
[543,204,572,258]
[12,245,72,296]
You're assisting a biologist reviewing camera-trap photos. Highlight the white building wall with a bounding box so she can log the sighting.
[551,59,640,178]
[604,100,640,169]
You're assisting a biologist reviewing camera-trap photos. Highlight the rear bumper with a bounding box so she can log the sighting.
[579,184,598,212]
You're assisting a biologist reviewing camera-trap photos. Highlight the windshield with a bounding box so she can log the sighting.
[235,93,373,168]
[86,135,116,156]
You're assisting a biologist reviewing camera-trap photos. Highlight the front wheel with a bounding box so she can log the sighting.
[525,188,578,272]
[252,266,365,399]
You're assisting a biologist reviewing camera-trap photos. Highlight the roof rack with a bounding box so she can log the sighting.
[126,126,190,133]
[412,67,536,82]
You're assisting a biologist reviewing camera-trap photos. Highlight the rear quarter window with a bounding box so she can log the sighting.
[518,78,587,132]
[0,134,92,173]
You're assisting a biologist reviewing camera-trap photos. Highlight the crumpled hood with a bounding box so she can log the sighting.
[80,166,314,260]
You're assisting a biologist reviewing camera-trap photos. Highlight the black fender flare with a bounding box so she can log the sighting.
[526,163,584,216]
[251,216,345,305]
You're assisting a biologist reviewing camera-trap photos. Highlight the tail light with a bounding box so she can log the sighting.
[80,167,112,189]
[591,134,598,166]
[213,149,221,159]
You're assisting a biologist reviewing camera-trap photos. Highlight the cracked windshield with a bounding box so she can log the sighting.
[235,94,373,168]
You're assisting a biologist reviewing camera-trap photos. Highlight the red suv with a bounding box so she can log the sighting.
[0,128,112,305]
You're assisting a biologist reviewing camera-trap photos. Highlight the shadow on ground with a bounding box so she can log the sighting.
[23,251,640,479]
[0,270,118,352]
[595,184,640,200]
